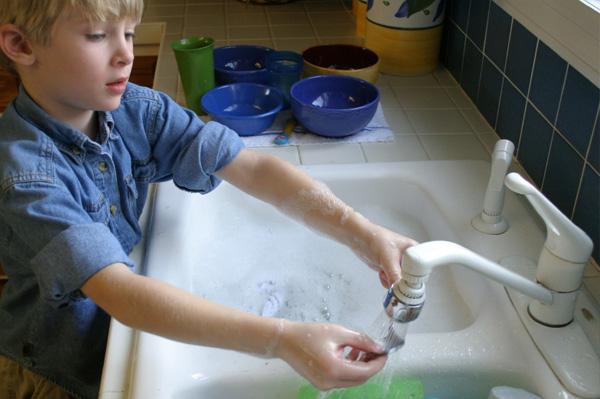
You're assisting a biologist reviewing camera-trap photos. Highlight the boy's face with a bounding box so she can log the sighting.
[27,9,137,119]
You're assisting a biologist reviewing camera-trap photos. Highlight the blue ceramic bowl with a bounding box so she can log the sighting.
[201,83,284,136]
[213,45,274,85]
[290,75,379,138]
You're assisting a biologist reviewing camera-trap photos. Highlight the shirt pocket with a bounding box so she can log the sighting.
[132,161,156,184]
[124,174,139,206]
[82,191,110,225]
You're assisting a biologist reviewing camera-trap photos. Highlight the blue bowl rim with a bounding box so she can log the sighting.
[213,45,275,74]
[290,75,380,113]
[201,83,284,121]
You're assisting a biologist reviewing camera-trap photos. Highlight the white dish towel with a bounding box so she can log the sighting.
[240,103,394,147]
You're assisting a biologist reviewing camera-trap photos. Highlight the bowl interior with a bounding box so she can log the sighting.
[214,46,273,72]
[302,44,378,70]
[291,76,378,110]
[203,84,282,117]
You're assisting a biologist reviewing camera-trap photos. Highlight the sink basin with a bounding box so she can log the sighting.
[151,174,475,335]
[100,161,581,399]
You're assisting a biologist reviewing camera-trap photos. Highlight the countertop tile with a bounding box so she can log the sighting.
[445,87,475,109]
[362,136,429,162]
[382,108,415,135]
[393,87,456,109]
[461,108,494,133]
[419,134,489,160]
[299,143,365,165]
[406,109,473,134]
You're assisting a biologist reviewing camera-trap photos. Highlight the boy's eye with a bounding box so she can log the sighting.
[125,32,136,40]
[86,33,106,41]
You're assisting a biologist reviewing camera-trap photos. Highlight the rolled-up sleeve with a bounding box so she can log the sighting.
[171,121,244,193]
[138,90,245,193]
[1,182,133,308]
[114,86,244,193]
[31,224,132,304]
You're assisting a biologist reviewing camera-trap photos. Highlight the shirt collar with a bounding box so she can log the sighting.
[13,85,115,152]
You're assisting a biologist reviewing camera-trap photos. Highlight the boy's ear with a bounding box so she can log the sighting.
[0,24,35,67]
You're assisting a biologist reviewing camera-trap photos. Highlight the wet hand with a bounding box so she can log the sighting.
[275,321,387,390]
[352,224,418,288]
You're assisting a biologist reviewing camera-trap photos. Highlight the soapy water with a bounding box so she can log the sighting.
[196,265,355,324]
[183,189,430,397]
[190,196,429,329]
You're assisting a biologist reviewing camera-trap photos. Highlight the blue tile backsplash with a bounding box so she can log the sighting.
[442,0,600,263]
[483,3,511,70]
[529,42,567,123]
[558,67,599,155]
[505,20,536,94]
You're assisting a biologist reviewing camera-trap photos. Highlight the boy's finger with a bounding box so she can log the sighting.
[334,354,387,386]
[338,328,384,355]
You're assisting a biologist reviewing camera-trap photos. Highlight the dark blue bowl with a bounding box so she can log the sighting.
[290,75,379,138]
[201,83,284,136]
[213,45,274,85]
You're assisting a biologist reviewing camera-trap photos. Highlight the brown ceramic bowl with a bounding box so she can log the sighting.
[302,44,380,83]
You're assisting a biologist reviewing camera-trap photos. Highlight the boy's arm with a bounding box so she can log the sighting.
[81,262,386,389]
[216,149,417,286]
[82,263,281,352]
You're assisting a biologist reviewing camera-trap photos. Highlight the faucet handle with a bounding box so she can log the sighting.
[505,173,593,292]
[505,173,593,263]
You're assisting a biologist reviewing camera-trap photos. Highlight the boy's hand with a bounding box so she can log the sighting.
[275,321,386,390]
[351,223,418,288]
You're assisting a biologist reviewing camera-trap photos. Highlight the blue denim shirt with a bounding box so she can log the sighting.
[0,83,244,398]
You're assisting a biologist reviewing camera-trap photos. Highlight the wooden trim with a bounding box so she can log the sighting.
[134,22,166,89]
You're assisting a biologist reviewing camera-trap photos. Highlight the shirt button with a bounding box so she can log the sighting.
[72,147,81,155]
[110,204,118,216]
[98,161,108,172]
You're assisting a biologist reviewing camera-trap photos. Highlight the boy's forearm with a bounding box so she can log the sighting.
[217,149,376,249]
[82,263,283,356]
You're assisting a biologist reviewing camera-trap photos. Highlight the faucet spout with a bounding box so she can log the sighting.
[401,241,553,304]
[383,240,565,326]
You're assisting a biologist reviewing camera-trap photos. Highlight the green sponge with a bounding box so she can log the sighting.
[297,377,424,399]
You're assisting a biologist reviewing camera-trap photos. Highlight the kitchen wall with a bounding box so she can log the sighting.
[441,0,600,264]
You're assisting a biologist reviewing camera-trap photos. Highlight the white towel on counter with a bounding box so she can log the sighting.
[240,103,394,147]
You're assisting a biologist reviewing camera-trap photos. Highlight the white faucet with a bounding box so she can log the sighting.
[387,172,593,327]
[472,139,515,235]
[383,172,599,397]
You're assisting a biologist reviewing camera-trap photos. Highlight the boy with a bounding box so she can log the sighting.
[0,1,417,398]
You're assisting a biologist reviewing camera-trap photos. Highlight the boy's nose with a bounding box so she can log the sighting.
[113,41,134,66]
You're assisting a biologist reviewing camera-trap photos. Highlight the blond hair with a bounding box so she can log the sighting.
[0,0,144,74]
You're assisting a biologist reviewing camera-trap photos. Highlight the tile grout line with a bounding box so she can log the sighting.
[302,2,321,44]
[491,16,515,134]
[539,62,569,191]
[570,103,600,219]
[586,105,600,176]
[474,0,493,108]
[515,34,540,159]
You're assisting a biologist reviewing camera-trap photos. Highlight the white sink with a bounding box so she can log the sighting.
[100,161,591,399]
